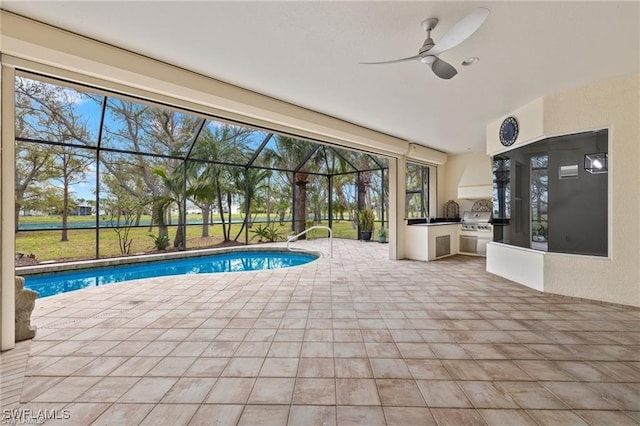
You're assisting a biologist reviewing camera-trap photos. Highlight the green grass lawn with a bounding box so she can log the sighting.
[16,215,363,263]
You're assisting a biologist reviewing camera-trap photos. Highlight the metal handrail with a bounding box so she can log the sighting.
[286,226,333,258]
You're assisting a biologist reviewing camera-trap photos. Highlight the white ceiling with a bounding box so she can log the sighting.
[2,1,638,154]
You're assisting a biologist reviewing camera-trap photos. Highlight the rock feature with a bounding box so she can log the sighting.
[15,276,37,341]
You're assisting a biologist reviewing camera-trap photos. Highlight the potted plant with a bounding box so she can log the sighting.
[357,208,375,241]
[378,226,388,243]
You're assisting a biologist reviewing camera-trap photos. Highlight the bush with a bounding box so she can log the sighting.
[149,233,170,250]
[250,224,283,242]
[357,209,375,232]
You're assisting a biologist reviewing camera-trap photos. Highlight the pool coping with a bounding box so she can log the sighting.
[16,244,322,276]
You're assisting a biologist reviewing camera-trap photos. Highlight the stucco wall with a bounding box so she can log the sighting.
[542,74,639,306]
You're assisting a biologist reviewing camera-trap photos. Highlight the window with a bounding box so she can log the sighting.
[493,129,608,256]
[405,163,429,218]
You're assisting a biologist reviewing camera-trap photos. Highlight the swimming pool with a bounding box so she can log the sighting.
[23,250,318,298]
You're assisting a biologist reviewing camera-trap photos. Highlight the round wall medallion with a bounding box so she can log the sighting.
[499,116,519,146]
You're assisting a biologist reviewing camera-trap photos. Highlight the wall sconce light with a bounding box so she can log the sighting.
[584,153,608,174]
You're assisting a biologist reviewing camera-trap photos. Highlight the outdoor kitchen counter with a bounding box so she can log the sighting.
[408,222,460,226]
[404,222,459,261]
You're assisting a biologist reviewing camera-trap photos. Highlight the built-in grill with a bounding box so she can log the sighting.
[460,211,492,232]
[459,211,493,256]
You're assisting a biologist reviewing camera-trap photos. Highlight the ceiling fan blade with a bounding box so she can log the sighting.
[359,55,420,65]
[431,57,458,79]
[429,7,490,56]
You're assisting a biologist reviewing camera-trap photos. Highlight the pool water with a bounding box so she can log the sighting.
[24,251,317,298]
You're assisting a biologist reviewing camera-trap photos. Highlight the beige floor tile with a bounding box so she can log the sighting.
[19,376,64,402]
[337,406,385,426]
[576,410,639,425]
[260,357,299,377]
[32,376,101,402]
[542,381,621,409]
[206,377,256,403]
[103,340,148,356]
[136,340,179,356]
[333,329,363,342]
[249,377,295,404]
[430,408,487,426]
[513,360,575,380]
[370,358,412,379]
[458,381,519,408]
[202,341,240,357]
[245,328,277,341]
[333,342,367,358]
[118,377,177,403]
[405,359,451,380]
[188,404,244,426]
[334,358,373,378]
[383,406,437,426]
[441,360,492,380]
[235,341,272,357]
[297,357,334,377]
[161,377,217,403]
[92,404,154,426]
[362,329,394,343]
[239,405,290,426]
[139,403,199,426]
[289,405,336,426]
[416,380,472,408]
[428,343,471,359]
[168,341,210,357]
[293,378,336,405]
[184,357,229,377]
[269,342,303,357]
[499,382,568,409]
[71,356,128,376]
[30,355,95,376]
[376,379,426,407]
[108,356,163,376]
[396,343,435,359]
[335,378,380,405]
[76,377,139,402]
[365,343,401,358]
[147,356,196,376]
[41,402,108,426]
[525,409,588,425]
[478,409,537,425]
[475,360,533,381]
[587,382,640,410]
[301,342,333,357]
[221,357,264,377]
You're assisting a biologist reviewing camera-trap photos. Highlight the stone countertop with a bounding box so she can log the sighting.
[407,222,460,227]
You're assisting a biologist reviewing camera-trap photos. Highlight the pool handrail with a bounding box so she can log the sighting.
[286,226,333,258]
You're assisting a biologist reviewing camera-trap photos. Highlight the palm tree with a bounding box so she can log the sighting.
[262,136,322,237]
[233,167,270,241]
[187,124,247,242]
[152,165,186,248]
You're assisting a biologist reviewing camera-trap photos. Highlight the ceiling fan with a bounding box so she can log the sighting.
[360,7,490,80]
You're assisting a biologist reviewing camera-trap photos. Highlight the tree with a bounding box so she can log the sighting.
[14,77,92,230]
[263,136,322,238]
[187,124,248,242]
[233,167,269,241]
[50,143,93,241]
[152,166,186,249]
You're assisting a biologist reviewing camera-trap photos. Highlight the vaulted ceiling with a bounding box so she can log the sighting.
[2,1,638,154]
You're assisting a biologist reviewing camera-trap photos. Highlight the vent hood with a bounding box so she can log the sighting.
[458,184,493,200]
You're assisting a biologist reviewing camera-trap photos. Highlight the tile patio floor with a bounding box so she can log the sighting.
[1,239,639,425]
